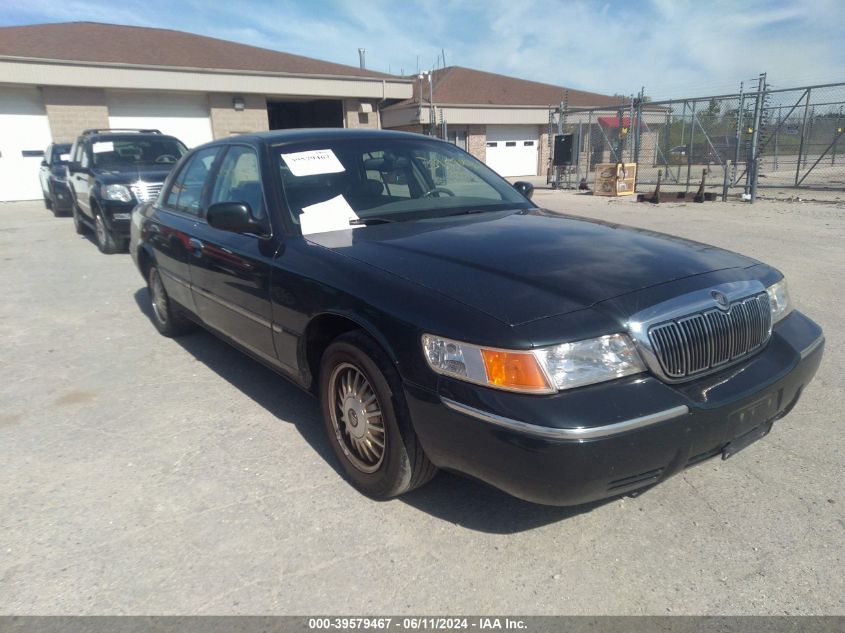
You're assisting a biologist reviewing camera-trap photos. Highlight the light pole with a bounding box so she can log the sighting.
[428,71,435,136]
[417,71,434,136]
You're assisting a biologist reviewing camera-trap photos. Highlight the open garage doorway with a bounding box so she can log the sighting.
[267,99,343,129]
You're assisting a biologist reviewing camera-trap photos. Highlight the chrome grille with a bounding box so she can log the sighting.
[130,182,163,203]
[648,292,772,379]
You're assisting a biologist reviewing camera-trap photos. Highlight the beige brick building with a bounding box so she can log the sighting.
[0,21,651,201]
[0,22,412,201]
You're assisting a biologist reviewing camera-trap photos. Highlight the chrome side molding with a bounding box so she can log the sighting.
[441,397,689,441]
[800,334,825,359]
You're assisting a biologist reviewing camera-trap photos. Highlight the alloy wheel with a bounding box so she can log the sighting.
[328,362,386,473]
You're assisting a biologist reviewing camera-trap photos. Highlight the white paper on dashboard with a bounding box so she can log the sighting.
[92,141,114,153]
[299,195,360,235]
[280,149,345,177]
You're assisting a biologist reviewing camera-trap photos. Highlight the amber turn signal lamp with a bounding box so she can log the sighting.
[480,349,551,392]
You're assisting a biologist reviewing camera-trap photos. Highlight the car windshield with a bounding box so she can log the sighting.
[52,144,72,164]
[91,136,187,169]
[274,137,533,232]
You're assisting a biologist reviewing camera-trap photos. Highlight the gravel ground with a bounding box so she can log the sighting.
[0,196,842,615]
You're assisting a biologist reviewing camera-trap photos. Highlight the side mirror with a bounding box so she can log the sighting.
[40,160,49,167]
[207,202,264,234]
[67,161,81,172]
[513,181,535,200]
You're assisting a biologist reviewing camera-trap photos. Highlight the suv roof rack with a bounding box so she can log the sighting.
[81,128,162,136]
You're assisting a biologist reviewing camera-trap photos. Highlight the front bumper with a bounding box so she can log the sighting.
[404,310,824,506]
[100,199,136,237]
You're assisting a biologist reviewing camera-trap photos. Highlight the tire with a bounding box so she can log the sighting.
[319,330,436,499]
[147,265,195,337]
[93,206,121,254]
[71,202,86,235]
[43,193,53,211]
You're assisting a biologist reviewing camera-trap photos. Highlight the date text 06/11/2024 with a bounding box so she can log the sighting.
[307,617,528,630]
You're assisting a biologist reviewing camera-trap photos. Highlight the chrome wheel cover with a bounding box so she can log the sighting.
[328,362,386,473]
[150,269,168,325]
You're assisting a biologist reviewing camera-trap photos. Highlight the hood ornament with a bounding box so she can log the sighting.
[711,290,730,310]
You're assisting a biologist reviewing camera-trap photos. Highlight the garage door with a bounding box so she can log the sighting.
[108,92,213,148]
[484,125,539,177]
[0,87,53,201]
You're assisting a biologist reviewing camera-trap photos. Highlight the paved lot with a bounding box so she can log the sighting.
[1,197,843,615]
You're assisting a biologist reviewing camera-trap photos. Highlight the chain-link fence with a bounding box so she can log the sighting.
[551,80,845,197]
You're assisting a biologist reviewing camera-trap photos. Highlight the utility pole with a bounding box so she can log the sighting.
[429,71,435,136]
[417,73,424,126]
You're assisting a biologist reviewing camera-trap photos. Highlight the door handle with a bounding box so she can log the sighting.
[188,238,204,256]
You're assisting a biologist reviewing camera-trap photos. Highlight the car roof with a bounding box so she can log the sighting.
[208,128,446,147]
[83,132,182,142]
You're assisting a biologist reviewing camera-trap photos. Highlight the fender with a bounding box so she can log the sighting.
[297,308,402,390]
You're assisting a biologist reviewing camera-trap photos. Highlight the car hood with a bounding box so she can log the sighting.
[94,166,172,184]
[306,209,760,325]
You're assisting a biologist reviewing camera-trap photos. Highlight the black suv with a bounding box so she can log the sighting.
[67,129,187,253]
[38,142,73,216]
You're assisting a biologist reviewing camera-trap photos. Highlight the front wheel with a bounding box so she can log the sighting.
[319,331,436,499]
[94,209,121,254]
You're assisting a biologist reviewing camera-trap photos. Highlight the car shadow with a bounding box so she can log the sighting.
[133,287,334,464]
[133,287,622,534]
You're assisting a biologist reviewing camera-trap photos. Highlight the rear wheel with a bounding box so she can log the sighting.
[94,207,121,254]
[147,265,195,337]
[319,331,436,499]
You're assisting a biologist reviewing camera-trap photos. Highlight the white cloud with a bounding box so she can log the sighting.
[3,0,843,99]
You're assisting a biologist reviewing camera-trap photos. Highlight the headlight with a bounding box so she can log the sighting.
[102,184,133,202]
[766,278,792,323]
[421,333,645,394]
[534,334,646,390]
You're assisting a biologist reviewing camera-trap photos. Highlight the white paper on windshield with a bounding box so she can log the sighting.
[299,195,360,235]
[281,149,345,177]
[59,153,71,161]
[92,142,114,153]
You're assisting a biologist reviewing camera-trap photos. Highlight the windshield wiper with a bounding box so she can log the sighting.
[349,217,397,225]
[444,208,495,218]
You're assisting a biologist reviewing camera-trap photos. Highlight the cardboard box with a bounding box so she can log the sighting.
[593,162,637,196]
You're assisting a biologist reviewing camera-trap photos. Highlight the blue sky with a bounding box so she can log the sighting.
[2,0,843,98]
